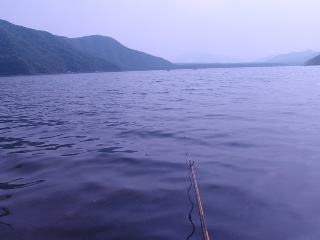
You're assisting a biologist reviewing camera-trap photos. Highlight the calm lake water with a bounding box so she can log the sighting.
[1,67,320,240]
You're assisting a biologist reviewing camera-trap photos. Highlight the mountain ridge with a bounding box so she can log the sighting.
[1,19,318,76]
[66,35,174,71]
[253,49,319,65]
[0,19,174,76]
[305,55,320,65]
[0,19,120,76]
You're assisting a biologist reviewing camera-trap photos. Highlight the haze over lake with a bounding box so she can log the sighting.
[1,0,320,61]
[1,67,320,240]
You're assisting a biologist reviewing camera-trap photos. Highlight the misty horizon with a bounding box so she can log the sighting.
[1,0,319,62]
[0,18,318,65]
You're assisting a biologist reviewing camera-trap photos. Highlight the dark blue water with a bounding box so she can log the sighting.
[1,67,320,240]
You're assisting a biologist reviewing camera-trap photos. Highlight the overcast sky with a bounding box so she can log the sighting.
[1,0,319,62]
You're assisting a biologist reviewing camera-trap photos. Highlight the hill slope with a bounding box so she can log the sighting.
[0,20,120,76]
[254,50,319,65]
[305,55,320,65]
[66,35,174,71]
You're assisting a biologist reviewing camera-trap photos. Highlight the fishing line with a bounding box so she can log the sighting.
[186,161,196,240]
[185,136,196,239]
[185,136,195,240]
[184,136,210,240]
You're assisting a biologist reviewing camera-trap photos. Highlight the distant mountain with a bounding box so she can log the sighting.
[0,19,120,76]
[0,19,174,76]
[174,52,244,63]
[305,55,320,65]
[65,35,174,71]
[175,62,284,70]
[254,50,319,65]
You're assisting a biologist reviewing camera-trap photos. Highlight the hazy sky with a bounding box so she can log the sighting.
[1,0,319,62]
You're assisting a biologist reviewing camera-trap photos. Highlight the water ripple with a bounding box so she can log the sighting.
[1,67,320,239]
[0,179,45,190]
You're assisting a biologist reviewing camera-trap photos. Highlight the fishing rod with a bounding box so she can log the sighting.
[185,139,210,240]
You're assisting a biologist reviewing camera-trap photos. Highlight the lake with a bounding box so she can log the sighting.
[1,66,320,240]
